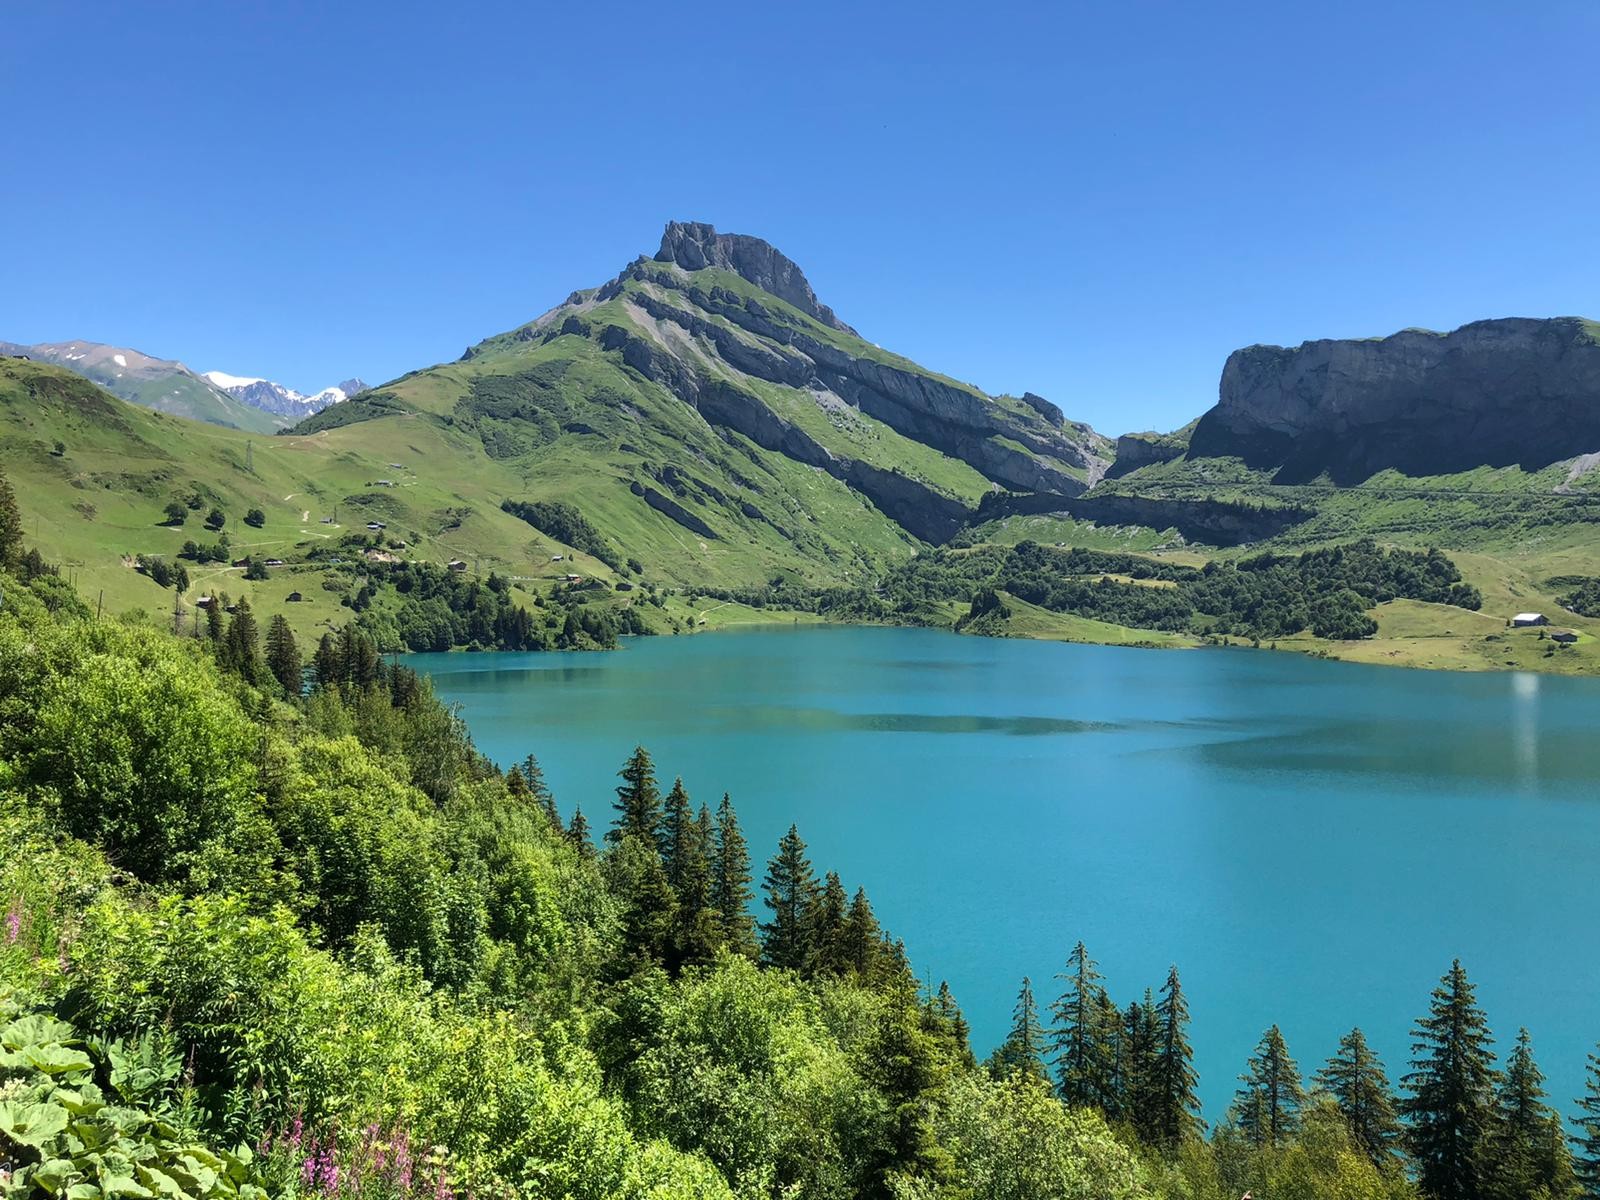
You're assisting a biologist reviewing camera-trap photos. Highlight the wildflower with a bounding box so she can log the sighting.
[4,903,21,945]
[317,1153,339,1194]
[288,1114,304,1150]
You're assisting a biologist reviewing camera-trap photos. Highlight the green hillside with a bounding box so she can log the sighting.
[0,358,720,642]
[1,339,284,433]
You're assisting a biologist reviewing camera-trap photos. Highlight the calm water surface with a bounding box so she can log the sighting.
[410,626,1600,1117]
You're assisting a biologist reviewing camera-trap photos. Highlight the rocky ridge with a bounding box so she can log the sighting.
[1187,317,1600,483]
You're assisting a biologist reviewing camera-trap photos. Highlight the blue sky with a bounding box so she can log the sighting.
[3,1,1596,433]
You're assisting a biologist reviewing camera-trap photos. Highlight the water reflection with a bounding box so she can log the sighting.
[1510,672,1540,790]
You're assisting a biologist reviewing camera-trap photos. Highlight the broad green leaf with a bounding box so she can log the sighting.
[98,1175,154,1200]
[1,1015,79,1051]
[164,1161,205,1192]
[24,1044,96,1077]
[180,1147,223,1171]
[133,1164,193,1200]
[33,1156,81,1194]
[56,1084,109,1115]
[0,1098,70,1147]
[95,1155,154,1200]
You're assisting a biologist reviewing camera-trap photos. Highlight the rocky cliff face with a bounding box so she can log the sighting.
[654,220,855,334]
[1107,427,1191,478]
[1189,317,1600,483]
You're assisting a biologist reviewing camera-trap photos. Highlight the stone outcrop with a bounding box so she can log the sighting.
[655,221,855,333]
[628,481,718,540]
[1189,318,1600,483]
[1107,423,1194,478]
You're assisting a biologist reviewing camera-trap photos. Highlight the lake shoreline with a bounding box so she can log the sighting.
[410,600,1600,678]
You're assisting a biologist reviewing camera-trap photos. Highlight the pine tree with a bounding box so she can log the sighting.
[1095,989,1128,1123]
[1122,992,1162,1141]
[335,624,379,686]
[1486,1028,1576,1200]
[611,746,661,847]
[935,981,974,1065]
[518,754,560,828]
[1578,1049,1600,1200]
[313,632,340,688]
[567,806,595,861]
[0,467,22,569]
[878,935,917,997]
[1315,1027,1402,1169]
[1049,947,1113,1113]
[1402,959,1500,1200]
[206,595,226,643]
[1151,965,1204,1146]
[222,597,263,684]
[506,766,531,800]
[670,802,719,970]
[988,977,1049,1082]
[264,614,301,695]
[1235,1024,1304,1148]
[611,834,676,972]
[760,824,818,971]
[695,802,715,868]
[841,887,882,978]
[711,794,757,959]
[807,871,850,976]
[660,778,696,889]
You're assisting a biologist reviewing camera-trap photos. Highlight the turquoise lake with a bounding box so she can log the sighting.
[410,626,1600,1119]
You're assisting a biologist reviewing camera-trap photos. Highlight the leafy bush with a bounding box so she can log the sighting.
[0,1006,268,1199]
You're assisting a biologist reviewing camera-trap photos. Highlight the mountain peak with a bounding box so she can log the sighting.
[654,221,854,334]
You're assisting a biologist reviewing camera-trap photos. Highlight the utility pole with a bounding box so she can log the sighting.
[96,590,103,620]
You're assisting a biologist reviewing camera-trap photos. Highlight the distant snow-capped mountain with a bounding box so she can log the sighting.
[203,371,369,419]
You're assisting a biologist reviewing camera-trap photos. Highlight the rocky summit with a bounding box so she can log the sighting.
[653,220,855,334]
[1187,317,1600,483]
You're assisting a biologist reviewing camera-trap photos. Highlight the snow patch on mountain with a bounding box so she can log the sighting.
[202,370,266,390]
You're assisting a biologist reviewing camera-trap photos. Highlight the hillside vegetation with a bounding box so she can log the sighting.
[3,485,1600,1199]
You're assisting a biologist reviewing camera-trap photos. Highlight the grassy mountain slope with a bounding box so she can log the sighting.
[0,357,763,640]
[307,222,1112,577]
[2,339,285,432]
